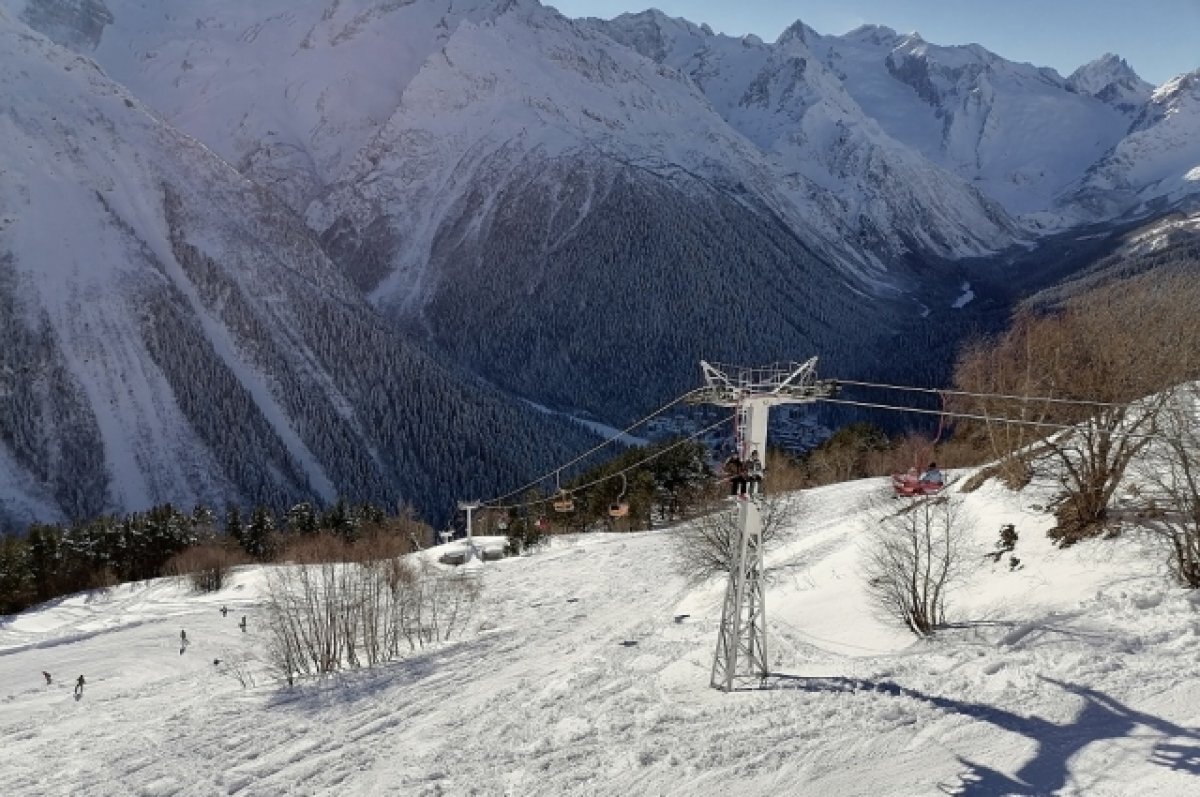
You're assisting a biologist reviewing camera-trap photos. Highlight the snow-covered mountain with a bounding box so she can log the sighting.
[4,0,510,213]
[1066,53,1154,112]
[0,9,594,529]
[2,0,1197,525]
[1068,71,1200,220]
[660,20,1141,220]
[588,12,1020,255]
[7,0,1195,259]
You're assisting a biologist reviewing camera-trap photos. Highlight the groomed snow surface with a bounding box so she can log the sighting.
[3,475,1200,796]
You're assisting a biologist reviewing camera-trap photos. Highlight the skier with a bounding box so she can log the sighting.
[74,674,85,697]
[42,671,52,686]
[220,606,228,618]
[180,629,188,645]
[239,615,247,633]
[745,450,764,496]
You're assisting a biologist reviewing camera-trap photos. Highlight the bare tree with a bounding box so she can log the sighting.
[953,274,1200,542]
[863,497,968,636]
[263,535,482,682]
[952,314,1053,489]
[162,543,249,593]
[1139,384,1200,587]
[671,495,797,583]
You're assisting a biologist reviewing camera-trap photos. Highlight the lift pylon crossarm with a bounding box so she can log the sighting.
[689,358,837,407]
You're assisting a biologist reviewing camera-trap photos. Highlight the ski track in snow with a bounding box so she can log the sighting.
[3,477,1200,795]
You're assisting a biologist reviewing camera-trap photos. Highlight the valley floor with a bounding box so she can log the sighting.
[3,478,1200,796]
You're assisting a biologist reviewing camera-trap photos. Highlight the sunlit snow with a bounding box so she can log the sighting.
[4,473,1199,795]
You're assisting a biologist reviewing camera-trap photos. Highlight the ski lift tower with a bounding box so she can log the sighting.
[689,358,837,692]
[457,501,481,565]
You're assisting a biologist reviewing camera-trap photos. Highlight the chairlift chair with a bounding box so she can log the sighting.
[891,468,944,497]
[553,490,575,513]
[892,474,943,497]
[608,472,629,518]
[551,471,575,513]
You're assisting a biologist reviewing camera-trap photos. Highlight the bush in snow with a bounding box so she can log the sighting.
[264,534,481,680]
[671,494,796,583]
[864,497,968,636]
[1139,384,1200,588]
[162,543,249,593]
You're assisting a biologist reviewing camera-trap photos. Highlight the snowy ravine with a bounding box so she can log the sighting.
[3,475,1199,796]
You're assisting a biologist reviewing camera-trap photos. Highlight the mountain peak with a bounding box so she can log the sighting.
[1067,53,1152,111]
[777,19,818,47]
[841,24,901,46]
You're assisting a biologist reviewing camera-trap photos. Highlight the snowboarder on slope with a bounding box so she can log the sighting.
[74,675,85,697]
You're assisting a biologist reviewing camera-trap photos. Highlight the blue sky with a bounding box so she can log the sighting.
[546,0,1199,85]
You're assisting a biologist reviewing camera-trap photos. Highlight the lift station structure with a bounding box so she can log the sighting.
[689,358,837,692]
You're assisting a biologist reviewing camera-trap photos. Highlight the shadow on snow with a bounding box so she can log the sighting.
[262,631,511,714]
[747,673,1200,796]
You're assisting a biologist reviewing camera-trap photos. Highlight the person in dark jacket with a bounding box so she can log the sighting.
[74,674,85,697]
[723,452,746,497]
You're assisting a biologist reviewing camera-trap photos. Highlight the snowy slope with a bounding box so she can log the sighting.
[0,10,595,527]
[3,473,1199,795]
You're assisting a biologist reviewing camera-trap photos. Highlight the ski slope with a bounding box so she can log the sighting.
[2,475,1199,796]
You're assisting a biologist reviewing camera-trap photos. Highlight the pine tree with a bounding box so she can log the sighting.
[224,506,244,549]
[243,506,275,560]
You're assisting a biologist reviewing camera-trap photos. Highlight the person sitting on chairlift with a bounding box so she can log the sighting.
[920,462,944,486]
[746,450,764,496]
[723,451,746,497]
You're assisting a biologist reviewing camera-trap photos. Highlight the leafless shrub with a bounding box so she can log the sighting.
[263,542,481,683]
[863,497,968,636]
[162,544,249,592]
[953,273,1200,541]
[672,495,796,583]
[1139,384,1200,587]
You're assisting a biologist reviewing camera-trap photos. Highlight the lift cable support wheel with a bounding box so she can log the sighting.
[687,358,838,692]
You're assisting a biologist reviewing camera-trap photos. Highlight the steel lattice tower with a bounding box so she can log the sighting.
[690,359,836,692]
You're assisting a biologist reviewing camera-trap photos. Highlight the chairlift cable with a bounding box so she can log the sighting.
[480,386,707,508]
[819,396,1176,444]
[487,415,732,512]
[832,379,1128,409]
